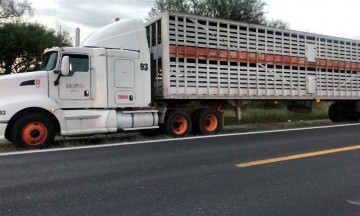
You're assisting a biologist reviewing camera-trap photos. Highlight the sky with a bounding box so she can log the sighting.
[28,0,360,45]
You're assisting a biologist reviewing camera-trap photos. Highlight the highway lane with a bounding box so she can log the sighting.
[1,125,360,215]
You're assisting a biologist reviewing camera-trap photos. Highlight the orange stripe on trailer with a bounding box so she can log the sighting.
[169,45,360,71]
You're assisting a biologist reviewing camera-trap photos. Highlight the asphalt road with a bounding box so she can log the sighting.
[2,125,360,216]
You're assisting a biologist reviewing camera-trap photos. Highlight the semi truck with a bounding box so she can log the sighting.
[1,11,360,147]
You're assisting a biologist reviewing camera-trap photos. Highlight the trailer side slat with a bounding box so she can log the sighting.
[146,12,360,100]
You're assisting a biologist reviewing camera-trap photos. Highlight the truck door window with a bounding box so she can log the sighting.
[41,51,58,71]
[63,54,89,76]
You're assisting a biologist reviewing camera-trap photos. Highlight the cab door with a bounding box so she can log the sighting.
[59,54,91,100]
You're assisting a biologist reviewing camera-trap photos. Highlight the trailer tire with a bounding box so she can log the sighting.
[193,109,222,135]
[164,111,192,137]
[11,113,55,148]
[328,103,340,122]
[346,113,360,121]
[328,103,349,122]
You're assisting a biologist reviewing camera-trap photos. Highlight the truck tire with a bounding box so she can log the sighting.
[11,113,56,148]
[164,110,192,137]
[5,130,12,142]
[193,109,222,135]
[328,103,348,122]
[346,112,360,121]
[328,103,340,122]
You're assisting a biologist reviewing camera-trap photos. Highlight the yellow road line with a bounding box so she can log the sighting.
[236,145,360,168]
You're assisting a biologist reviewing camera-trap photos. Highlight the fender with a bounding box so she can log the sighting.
[0,95,67,133]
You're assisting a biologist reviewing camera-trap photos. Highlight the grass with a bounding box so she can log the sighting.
[0,132,173,153]
[224,102,329,124]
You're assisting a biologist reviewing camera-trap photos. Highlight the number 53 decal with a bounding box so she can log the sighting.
[0,110,6,115]
[140,63,149,71]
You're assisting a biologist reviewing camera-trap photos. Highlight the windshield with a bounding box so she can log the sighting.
[41,51,58,71]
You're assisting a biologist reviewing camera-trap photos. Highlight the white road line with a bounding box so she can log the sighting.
[1,123,360,157]
[346,200,360,207]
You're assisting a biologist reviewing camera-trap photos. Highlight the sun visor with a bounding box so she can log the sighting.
[81,18,143,51]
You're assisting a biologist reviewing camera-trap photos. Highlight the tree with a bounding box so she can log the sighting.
[266,19,289,29]
[0,0,32,21]
[147,0,288,28]
[203,0,267,25]
[0,22,72,74]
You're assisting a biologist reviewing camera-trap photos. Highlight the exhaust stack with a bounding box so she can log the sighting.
[75,28,80,47]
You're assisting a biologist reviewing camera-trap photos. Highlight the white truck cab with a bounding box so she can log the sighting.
[0,18,160,147]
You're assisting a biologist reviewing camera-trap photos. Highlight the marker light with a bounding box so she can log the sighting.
[316,99,321,103]
[50,108,56,113]
[115,18,120,22]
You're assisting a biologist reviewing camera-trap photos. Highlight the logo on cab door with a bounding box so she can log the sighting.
[66,83,85,89]
[35,79,41,88]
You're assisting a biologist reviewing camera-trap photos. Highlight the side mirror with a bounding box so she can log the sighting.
[61,56,70,76]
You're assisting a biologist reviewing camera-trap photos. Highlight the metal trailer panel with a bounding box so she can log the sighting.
[145,12,360,100]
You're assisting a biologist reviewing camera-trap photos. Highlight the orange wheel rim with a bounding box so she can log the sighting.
[204,115,218,132]
[22,122,48,146]
[172,116,188,135]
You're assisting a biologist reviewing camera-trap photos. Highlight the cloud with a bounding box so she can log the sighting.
[29,0,153,43]
[30,0,360,45]
[37,0,151,28]
[265,0,360,39]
